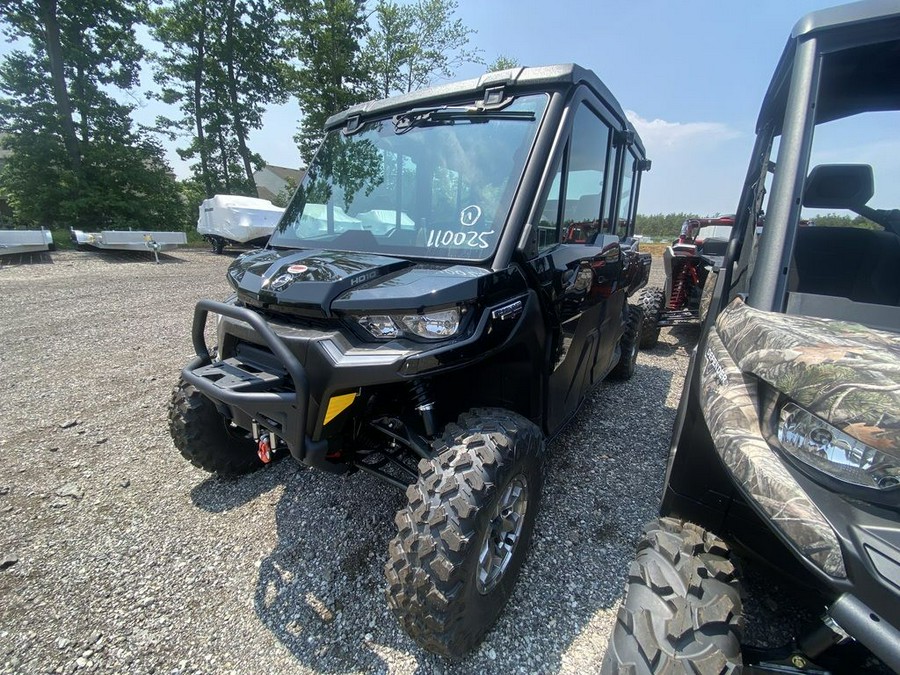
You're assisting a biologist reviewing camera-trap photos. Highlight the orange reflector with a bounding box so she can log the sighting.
[323,393,357,425]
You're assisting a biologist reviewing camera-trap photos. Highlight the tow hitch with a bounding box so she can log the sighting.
[252,421,278,464]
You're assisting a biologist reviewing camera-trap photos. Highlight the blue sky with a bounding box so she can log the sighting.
[229,0,853,215]
[3,0,886,215]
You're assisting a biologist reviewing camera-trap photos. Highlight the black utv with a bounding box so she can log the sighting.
[604,2,900,674]
[169,64,652,656]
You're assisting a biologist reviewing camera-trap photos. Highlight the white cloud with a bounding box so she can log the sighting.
[621,111,749,214]
[625,110,741,152]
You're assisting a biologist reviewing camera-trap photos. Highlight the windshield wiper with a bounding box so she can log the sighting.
[393,106,535,133]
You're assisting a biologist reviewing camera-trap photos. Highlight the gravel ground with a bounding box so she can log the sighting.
[0,248,805,674]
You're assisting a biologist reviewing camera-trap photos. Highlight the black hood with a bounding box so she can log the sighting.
[228,248,496,316]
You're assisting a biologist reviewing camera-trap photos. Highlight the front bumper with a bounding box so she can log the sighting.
[181,300,327,466]
[182,294,535,466]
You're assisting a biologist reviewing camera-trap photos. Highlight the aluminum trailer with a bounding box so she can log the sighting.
[71,228,187,263]
[0,229,53,256]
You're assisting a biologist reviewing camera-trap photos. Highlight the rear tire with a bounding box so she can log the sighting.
[610,304,643,380]
[169,378,264,476]
[638,287,665,348]
[385,408,545,657]
[602,517,744,674]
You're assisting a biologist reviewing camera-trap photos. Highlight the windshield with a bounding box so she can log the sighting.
[270,94,548,261]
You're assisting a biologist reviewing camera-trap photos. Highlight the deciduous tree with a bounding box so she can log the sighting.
[0,0,182,228]
[282,0,370,164]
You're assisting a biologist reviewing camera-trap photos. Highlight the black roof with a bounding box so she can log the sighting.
[758,0,900,132]
[324,64,645,156]
[791,0,900,38]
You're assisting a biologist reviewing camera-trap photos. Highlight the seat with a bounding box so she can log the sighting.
[792,226,900,306]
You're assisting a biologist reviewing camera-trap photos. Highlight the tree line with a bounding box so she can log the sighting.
[0,0,518,231]
[636,212,877,241]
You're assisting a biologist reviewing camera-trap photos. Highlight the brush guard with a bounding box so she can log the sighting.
[181,300,315,462]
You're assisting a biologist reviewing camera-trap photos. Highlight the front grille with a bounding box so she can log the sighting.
[238,298,339,330]
[257,308,340,330]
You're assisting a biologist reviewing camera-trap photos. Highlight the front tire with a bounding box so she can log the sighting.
[169,378,264,476]
[638,287,665,348]
[385,408,545,657]
[602,517,744,674]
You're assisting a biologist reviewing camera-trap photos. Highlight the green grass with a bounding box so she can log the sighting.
[640,242,668,257]
[185,229,206,247]
[48,228,76,250]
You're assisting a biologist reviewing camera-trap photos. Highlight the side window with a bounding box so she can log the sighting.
[616,154,636,238]
[561,105,613,244]
[536,154,564,251]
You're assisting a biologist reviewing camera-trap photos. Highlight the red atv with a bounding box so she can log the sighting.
[638,216,732,347]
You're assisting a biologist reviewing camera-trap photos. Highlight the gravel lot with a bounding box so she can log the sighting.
[0,248,803,674]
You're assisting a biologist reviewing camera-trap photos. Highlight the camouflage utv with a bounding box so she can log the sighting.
[604,2,900,673]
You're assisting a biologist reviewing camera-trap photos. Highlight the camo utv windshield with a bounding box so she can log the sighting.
[270,94,548,261]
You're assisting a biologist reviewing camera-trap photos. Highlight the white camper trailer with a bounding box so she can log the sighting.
[197,195,285,253]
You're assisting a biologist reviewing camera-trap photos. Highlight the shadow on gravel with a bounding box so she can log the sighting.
[200,248,257,259]
[75,249,188,264]
[645,323,701,358]
[534,362,678,667]
[190,460,300,513]
[253,464,414,673]
[248,361,679,674]
[0,251,54,267]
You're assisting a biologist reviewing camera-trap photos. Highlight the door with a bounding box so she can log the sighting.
[529,101,627,433]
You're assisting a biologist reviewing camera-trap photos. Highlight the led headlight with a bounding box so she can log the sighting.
[777,402,899,490]
[399,309,461,339]
[356,315,400,339]
[354,308,461,340]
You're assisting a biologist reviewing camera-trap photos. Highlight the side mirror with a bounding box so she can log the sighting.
[803,164,874,209]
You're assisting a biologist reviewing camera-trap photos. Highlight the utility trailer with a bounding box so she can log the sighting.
[0,228,53,255]
[71,228,187,263]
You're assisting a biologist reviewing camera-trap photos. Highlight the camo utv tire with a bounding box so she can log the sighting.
[385,408,545,657]
[169,378,265,476]
[639,287,665,348]
[602,517,744,674]
[610,305,643,380]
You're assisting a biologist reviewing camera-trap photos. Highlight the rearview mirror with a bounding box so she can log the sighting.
[803,164,874,209]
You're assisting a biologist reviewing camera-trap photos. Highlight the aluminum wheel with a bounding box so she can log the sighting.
[476,474,529,594]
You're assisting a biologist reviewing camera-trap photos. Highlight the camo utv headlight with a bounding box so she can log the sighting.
[777,403,900,490]
[354,308,461,340]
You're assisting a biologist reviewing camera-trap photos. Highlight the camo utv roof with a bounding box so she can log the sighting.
[758,0,900,133]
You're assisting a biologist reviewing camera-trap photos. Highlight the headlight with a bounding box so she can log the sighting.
[777,402,900,490]
[354,308,461,341]
[399,309,460,339]
[356,315,401,339]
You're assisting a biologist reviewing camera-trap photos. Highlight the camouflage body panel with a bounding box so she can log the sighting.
[716,299,900,458]
[700,308,847,578]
